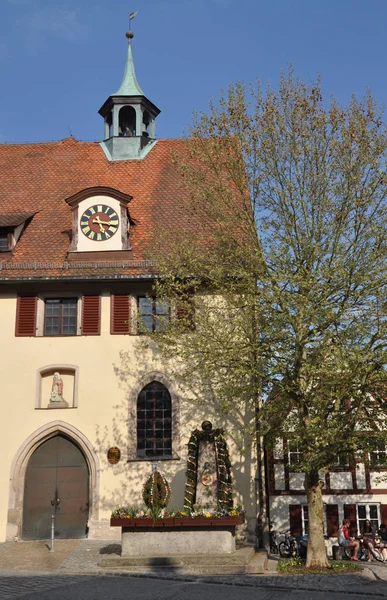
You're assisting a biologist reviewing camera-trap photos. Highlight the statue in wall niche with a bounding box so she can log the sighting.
[184,420,233,512]
[48,372,68,408]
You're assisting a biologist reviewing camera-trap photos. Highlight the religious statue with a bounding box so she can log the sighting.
[49,372,64,403]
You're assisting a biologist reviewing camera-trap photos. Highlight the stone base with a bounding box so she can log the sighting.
[48,400,69,409]
[122,529,235,556]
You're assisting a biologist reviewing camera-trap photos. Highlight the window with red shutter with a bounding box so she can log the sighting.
[289,504,303,537]
[44,298,77,335]
[344,504,357,536]
[81,296,101,335]
[326,504,339,537]
[381,504,387,527]
[111,294,130,334]
[15,296,37,337]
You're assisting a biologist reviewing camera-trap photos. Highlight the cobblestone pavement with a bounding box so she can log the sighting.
[1,541,387,599]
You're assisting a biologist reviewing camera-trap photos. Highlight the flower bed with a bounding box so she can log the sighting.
[110,515,243,528]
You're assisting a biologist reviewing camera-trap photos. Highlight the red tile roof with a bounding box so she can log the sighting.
[0,137,189,280]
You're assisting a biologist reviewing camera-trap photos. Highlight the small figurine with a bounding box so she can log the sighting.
[50,372,64,403]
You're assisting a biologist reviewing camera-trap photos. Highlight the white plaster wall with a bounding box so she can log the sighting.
[269,495,306,533]
[369,472,387,489]
[274,464,285,491]
[356,464,367,489]
[0,292,257,542]
[273,440,283,460]
[329,472,353,490]
[289,473,305,490]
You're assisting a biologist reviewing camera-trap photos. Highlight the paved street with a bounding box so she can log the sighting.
[1,541,387,599]
[0,574,387,600]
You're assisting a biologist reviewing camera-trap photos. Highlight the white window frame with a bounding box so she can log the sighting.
[36,294,82,337]
[331,452,350,469]
[356,503,380,534]
[369,442,387,468]
[301,504,308,536]
[288,441,302,469]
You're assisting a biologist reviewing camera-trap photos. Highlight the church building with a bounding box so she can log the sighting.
[0,30,257,543]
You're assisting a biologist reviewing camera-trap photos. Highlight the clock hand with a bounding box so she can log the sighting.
[93,217,111,231]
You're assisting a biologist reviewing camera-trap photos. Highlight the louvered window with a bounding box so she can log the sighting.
[137,382,172,458]
[111,294,130,334]
[81,295,101,335]
[44,298,77,336]
[15,296,37,336]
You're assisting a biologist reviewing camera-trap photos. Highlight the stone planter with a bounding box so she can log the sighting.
[110,516,243,556]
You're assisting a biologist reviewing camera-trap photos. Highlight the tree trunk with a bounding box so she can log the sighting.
[305,468,329,568]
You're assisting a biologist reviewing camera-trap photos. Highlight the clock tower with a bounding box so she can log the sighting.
[99,31,160,161]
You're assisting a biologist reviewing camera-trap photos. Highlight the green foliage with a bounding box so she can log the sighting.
[142,471,171,510]
[148,68,387,468]
[110,505,245,519]
[146,67,387,566]
[277,559,363,574]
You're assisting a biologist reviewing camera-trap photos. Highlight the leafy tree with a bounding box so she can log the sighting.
[148,69,387,568]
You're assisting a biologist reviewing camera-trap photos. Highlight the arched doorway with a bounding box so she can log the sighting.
[22,434,89,540]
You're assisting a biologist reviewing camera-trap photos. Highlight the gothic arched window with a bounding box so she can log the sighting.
[137,382,172,458]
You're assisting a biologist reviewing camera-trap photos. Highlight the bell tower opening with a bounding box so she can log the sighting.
[99,29,161,161]
[119,106,136,137]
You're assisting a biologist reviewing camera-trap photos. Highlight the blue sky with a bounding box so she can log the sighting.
[0,0,386,143]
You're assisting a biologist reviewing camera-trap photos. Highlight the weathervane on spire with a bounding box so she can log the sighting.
[128,10,139,32]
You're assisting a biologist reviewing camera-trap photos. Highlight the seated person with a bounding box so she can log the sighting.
[338,518,360,561]
[376,523,387,561]
[361,519,376,561]
[378,523,387,543]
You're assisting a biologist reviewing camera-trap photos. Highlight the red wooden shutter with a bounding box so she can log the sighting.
[381,505,387,526]
[15,296,37,336]
[289,505,303,537]
[326,504,339,537]
[111,295,130,334]
[344,504,357,536]
[81,295,101,335]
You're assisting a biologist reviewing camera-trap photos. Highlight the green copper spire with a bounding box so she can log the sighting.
[114,32,144,96]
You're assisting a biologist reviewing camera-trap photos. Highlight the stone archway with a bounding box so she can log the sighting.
[7,421,100,541]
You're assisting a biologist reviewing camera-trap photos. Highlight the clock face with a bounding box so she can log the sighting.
[80,204,119,241]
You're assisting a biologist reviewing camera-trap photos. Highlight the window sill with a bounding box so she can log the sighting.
[127,456,181,463]
[35,406,76,410]
[329,467,352,472]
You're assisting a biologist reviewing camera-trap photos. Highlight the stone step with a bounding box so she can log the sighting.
[98,548,268,575]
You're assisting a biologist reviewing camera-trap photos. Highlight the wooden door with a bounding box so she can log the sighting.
[22,435,89,540]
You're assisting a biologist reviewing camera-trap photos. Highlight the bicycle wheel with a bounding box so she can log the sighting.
[370,547,384,562]
[290,541,298,557]
[279,541,291,558]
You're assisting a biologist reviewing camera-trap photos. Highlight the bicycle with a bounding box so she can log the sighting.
[278,530,298,558]
[343,537,384,562]
[269,528,279,554]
